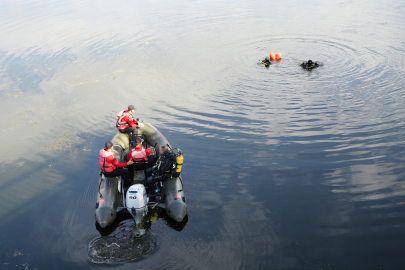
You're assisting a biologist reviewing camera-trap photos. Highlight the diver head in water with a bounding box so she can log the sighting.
[259,57,272,67]
[301,59,321,70]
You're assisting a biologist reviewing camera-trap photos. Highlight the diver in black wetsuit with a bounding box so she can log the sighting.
[259,57,272,67]
[146,145,174,185]
[300,60,322,70]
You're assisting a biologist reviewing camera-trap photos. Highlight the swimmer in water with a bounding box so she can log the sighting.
[259,57,272,67]
[300,60,322,70]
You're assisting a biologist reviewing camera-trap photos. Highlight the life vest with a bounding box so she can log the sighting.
[130,148,148,162]
[99,149,116,172]
[116,110,132,130]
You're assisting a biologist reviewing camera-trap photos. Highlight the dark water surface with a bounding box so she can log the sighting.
[1,0,405,269]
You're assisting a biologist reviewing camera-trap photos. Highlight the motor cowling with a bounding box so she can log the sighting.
[126,184,148,224]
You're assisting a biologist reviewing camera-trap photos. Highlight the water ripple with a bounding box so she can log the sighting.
[88,223,157,263]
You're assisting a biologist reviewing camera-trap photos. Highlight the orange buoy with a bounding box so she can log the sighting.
[275,53,282,60]
[269,53,276,61]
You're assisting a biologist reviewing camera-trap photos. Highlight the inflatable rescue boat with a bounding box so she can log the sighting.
[95,122,187,228]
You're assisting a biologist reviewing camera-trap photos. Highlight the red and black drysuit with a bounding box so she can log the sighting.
[99,148,131,188]
[127,147,156,179]
[116,110,139,143]
[128,147,156,167]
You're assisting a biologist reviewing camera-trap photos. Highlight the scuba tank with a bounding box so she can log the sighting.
[170,148,184,177]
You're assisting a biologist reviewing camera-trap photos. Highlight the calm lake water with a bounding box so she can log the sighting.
[1,0,405,269]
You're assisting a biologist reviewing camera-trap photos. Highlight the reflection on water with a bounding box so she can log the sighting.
[1,0,405,269]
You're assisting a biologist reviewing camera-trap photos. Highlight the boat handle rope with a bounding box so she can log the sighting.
[98,175,103,198]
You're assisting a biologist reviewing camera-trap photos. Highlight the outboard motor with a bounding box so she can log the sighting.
[126,184,149,224]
